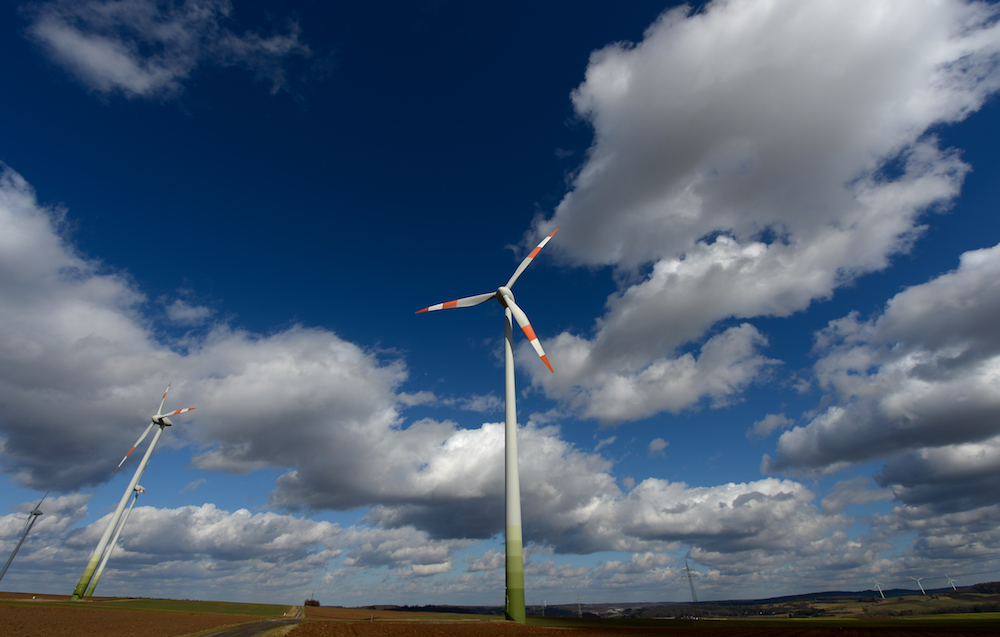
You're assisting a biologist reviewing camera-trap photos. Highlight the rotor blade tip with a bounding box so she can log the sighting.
[542,355,554,373]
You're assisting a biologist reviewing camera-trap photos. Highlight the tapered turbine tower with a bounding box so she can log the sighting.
[85,485,145,597]
[416,228,558,623]
[71,384,193,600]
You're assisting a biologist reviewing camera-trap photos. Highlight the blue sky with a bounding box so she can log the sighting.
[2,0,1000,607]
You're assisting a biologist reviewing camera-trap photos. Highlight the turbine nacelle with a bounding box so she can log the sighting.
[112,384,194,477]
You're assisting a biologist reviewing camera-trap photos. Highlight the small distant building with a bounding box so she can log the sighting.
[305,599,320,607]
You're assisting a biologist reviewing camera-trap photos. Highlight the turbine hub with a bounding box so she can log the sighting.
[497,286,513,307]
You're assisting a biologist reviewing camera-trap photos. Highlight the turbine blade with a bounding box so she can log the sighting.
[506,228,558,289]
[504,297,554,373]
[33,490,50,511]
[156,382,171,417]
[164,407,195,416]
[416,292,495,314]
[112,423,154,476]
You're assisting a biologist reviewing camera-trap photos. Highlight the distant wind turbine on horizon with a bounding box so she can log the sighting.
[871,577,885,599]
[910,576,926,595]
[416,228,559,623]
[946,575,958,591]
[0,492,48,583]
[683,560,699,604]
[71,384,194,600]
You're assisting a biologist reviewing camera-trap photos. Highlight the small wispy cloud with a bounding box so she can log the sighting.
[746,413,793,440]
[458,393,502,414]
[165,299,213,326]
[180,478,206,494]
[26,0,311,99]
[594,436,616,452]
[647,437,668,458]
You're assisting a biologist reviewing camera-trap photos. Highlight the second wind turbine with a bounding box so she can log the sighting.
[416,228,558,623]
[70,384,194,600]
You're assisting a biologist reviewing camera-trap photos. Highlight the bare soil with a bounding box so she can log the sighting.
[0,603,262,637]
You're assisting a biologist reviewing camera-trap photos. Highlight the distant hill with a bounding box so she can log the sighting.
[363,581,1000,619]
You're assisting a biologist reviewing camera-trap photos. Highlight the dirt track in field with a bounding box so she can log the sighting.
[0,604,263,637]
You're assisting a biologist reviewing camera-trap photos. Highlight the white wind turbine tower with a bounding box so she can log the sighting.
[71,384,194,600]
[682,560,699,603]
[85,485,145,597]
[910,576,926,595]
[870,576,885,599]
[0,492,48,583]
[416,228,558,623]
[946,575,958,591]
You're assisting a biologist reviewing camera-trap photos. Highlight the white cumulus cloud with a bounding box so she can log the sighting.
[26,0,311,99]
[767,242,1000,481]
[521,0,1000,424]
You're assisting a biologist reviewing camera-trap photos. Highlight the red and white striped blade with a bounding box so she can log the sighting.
[112,423,154,476]
[415,292,495,314]
[506,227,559,289]
[156,382,171,417]
[504,296,554,373]
[163,407,195,417]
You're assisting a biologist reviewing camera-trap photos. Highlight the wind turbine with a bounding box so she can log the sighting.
[0,492,48,583]
[945,575,958,591]
[416,228,558,623]
[682,560,699,603]
[71,384,194,600]
[910,576,926,595]
[85,485,145,597]
[871,576,885,599]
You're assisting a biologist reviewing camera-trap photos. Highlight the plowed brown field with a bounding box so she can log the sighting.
[0,604,262,637]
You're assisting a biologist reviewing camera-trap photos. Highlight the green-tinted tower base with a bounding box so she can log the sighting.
[505,526,525,623]
[70,552,103,600]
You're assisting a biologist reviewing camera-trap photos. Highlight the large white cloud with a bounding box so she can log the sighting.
[523,0,1000,423]
[0,166,409,495]
[0,477,861,602]
[25,0,311,98]
[0,495,472,601]
[767,243,1000,484]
